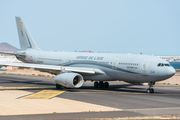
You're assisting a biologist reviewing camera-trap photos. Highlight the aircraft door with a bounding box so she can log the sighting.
[62,57,66,66]
[142,59,150,71]
[112,58,119,69]
[141,59,150,80]
[33,53,38,63]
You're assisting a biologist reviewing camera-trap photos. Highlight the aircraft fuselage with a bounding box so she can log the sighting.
[16,50,175,83]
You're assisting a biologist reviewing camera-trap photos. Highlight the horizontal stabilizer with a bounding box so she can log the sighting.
[0,52,26,57]
[0,66,7,71]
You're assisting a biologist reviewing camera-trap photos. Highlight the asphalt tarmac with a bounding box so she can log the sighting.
[0,74,180,119]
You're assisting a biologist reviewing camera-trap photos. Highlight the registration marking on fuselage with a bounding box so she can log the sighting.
[20,90,65,99]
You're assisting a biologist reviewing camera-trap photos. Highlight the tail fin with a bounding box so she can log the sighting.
[15,16,41,51]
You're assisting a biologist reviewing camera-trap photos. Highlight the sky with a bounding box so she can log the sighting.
[0,0,180,56]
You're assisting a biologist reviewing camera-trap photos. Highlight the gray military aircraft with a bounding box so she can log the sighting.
[0,17,176,93]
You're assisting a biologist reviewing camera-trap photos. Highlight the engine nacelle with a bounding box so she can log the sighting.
[54,73,84,88]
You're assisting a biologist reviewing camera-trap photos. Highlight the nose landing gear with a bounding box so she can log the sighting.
[146,82,155,93]
[146,88,154,93]
[94,81,109,88]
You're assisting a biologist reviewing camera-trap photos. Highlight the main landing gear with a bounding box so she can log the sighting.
[56,84,61,89]
[94,81,109,88]
[146,82,155,93]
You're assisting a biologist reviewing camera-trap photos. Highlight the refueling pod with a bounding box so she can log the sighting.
[54,73,84,88]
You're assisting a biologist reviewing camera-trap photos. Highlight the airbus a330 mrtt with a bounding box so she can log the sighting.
[0,17,176,93]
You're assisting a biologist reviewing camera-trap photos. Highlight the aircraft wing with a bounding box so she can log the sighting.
[0,52,26,57]
[0,62,105,75]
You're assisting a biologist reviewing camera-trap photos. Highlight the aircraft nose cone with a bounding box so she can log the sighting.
[167,67,176,77]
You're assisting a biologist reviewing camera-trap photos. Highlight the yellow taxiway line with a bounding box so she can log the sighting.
[0,87,52,89]
[20,90,66,99]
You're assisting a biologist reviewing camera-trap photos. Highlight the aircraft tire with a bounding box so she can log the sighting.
[94,82,99,88]
[56,84,61,89]
[104,82,109,88]
[146,89,151,93]
[150,88,154,93]
[146,88,154,93]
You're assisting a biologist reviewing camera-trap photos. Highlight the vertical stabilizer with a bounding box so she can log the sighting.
[15,16,41,51]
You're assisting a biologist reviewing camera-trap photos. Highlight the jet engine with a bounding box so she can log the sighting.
[54,73,84,88]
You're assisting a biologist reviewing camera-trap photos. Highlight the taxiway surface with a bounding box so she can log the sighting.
[0,74,180,119]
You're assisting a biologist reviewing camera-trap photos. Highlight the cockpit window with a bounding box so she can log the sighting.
[157,63,161,66]
[157,63,170,67]
[165,64,170,66]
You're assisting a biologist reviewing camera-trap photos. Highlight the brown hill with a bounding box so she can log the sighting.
[0,42,20,53]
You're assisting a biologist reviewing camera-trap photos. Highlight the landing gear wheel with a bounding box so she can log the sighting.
[94,82,99,88]
[99,82,104,88]
[146,88,154,93]
[104,82,109,88]
[150,88,154,93]
[146,89,151,93]
[146,82,155,93]
[56,84,61,89]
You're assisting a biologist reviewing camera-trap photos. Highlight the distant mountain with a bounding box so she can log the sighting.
[0,42,20,53]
